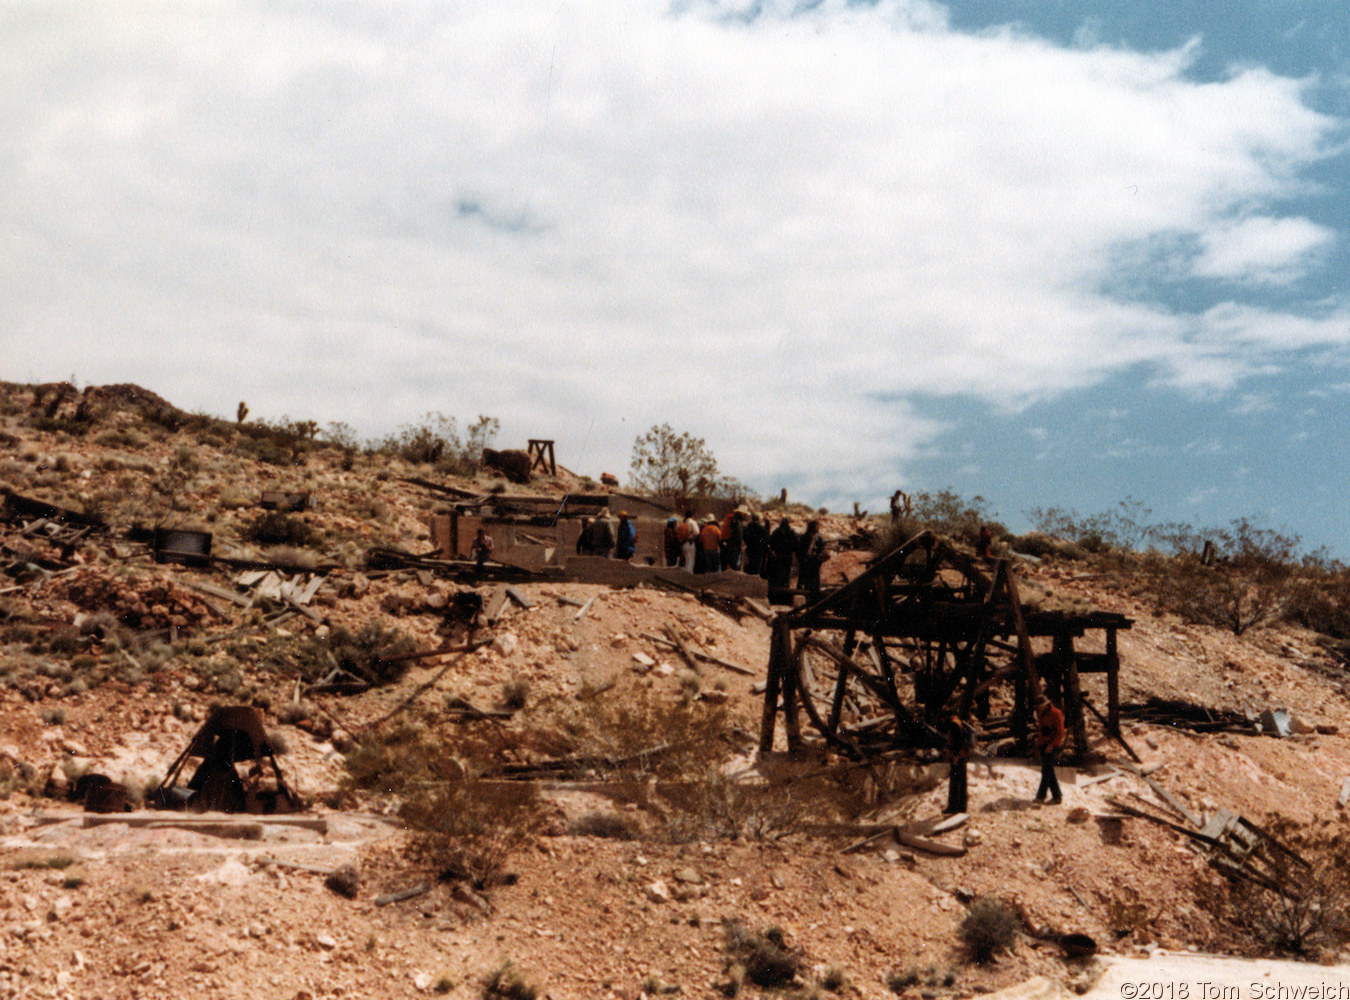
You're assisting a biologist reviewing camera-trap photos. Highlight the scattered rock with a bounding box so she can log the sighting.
[324,863,360,899]
[644,881,671,904]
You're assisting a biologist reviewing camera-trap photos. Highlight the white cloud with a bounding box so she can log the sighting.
[1193,215,1335,284]
[0,0,1344,509]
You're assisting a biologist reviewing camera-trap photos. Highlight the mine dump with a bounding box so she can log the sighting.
[2,381,1350,999]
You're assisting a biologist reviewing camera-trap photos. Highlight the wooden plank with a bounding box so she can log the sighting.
[483,586,510,625]
[571,596,595,623]
[895,829,967,857]
[742,598,775,621]
[505,586,535,609]
[1080,770,1122,788]
[184,579,251,607]
[296,574,325,606]
[374,883,431,907]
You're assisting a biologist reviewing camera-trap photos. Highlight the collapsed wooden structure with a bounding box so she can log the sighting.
[759,531,1132,760]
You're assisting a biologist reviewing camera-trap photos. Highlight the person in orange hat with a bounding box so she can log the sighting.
[1033,695,1065,805]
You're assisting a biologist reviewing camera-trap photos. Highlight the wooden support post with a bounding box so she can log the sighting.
[760,618,790,751]
[1057,633,1088,759]
[1106,628,1121,738]
[527,439,556,476]
[783,631,802,750]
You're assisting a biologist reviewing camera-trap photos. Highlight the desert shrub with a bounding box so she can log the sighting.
[242,511,317,548]
[345,721,542,889]
[499,678,531,712]
[1283,563,1350,640]
[874,489,1003,552]
[1134,520,1300,635]
[524,682,730,778]
[95,428,147,449]
[1026,496,1161,554]
[481,960,538,1000]
[1193,816,1350,958]
[723,919,801,989]
[261,622,417,687]
[959,897,1020,963]
[567,811,639,840]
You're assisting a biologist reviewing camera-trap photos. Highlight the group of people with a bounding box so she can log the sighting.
[575,511,638,560]
[943,695,1065,814]
[657,510,827,593]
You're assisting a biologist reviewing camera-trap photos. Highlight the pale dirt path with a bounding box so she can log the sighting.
[994,953,1350,1000]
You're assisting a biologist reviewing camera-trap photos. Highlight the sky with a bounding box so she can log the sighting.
[2,0,1348,555]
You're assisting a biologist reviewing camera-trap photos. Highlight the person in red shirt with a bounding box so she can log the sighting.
[1034,695,1065,805]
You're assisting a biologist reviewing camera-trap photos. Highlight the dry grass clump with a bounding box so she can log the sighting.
[958,897,1020,963]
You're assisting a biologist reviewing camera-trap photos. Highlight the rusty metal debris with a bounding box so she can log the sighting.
[259,489,312,512]
[152,527,212,567]
[152,705,301,814]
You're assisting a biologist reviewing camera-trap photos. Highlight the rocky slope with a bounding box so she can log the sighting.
[1,381,1348,1000]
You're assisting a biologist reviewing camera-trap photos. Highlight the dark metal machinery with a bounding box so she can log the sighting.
[154,706,301,813]
[759,531,1131,761]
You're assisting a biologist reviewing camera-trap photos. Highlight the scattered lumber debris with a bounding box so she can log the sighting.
[1109,795,1309,896]
[493,743,675,780]
[641,630,756,677]
[1118,697,1319,739]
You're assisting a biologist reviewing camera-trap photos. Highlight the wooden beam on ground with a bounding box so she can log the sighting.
[374,883,432,907]
[1118,761,1203,828]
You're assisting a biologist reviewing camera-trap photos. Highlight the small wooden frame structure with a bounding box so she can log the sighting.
[527,439,556,476]
[759,531,1131,760]
[153,706,301,814]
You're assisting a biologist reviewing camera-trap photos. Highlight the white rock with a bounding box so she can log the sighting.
[492,633,518,657]
[644,881,671,904]
[315,932,337,950]
[413,972,433,991]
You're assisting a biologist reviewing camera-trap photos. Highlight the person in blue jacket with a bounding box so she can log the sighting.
[615,511,637,561]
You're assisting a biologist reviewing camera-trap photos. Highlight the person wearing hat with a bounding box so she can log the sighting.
[943,710,974,815]
[721,508,745,571]
[697,514,723,574]
[472,526,494,574]
[1033,694,1065,805]
[615,511,637,561]
[767,516,798,589]
[576,516,596,556]
[797,519,826,600]
[678,510,700,572]
[743,512,769,577]
[592,511,616,559]
[663,516,682,567]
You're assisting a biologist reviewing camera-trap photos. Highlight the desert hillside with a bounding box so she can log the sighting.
[1,381,1349,1000]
